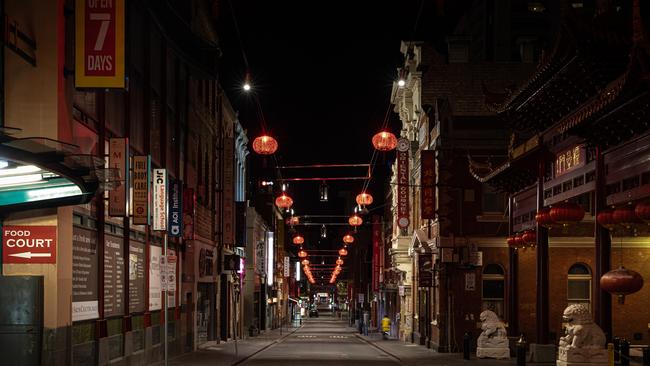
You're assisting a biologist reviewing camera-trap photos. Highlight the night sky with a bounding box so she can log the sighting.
[217,1,469,266]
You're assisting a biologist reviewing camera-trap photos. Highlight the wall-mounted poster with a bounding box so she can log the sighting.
[72,226,99,321]
[104,233,125,317]
[129,239,146,313]
[149,245,162,311]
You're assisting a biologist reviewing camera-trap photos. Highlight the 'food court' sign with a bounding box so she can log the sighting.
[3,226,57,264]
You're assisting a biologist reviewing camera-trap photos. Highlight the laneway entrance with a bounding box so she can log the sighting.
[0,275,43,365]
[197,282,215,345]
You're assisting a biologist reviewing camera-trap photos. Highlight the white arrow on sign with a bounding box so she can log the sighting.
[8,252,52,259]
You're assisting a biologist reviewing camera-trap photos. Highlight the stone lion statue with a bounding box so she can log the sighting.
[559,304,606,349]
[477,310,509,348]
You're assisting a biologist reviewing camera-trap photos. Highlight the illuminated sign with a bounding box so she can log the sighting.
[397,138,410,228]
[421,150,436,219]
[555,145,585,177]
[152,169,167,231]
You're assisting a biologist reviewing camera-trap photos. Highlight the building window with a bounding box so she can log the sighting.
[482,184,506,214]
[482,264,505,318]
[568,263,592,310]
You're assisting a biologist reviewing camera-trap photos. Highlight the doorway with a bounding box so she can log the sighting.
[0,276,43,365]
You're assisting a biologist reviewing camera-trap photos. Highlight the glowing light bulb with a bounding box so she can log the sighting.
[397,79,406,87]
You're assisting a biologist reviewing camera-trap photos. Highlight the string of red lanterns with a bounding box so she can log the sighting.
[275,192,293,209]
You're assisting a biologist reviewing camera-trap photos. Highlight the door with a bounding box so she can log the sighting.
[0,275,44,366]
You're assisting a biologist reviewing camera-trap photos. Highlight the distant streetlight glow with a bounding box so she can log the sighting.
[397,79,405,87]
[243,82,251,91]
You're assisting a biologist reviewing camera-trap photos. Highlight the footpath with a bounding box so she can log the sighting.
[152,324,301,366]
[355,328,646,366]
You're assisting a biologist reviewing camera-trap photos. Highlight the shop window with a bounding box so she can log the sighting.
[482,264,505,318]
[568,263,592,311]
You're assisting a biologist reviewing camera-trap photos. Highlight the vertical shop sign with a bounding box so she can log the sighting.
[397,138,410,228]
[223,137,235,246]
[132,155,150,225]
[168,179,182,237]
[72,226,99,321]
[152,169,167,231]
[109,138,128,217]
[421,150,436,219]
[75,0,125,88]
[372,215,381,292]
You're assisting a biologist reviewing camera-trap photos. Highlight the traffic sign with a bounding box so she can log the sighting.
[3,226,57,264]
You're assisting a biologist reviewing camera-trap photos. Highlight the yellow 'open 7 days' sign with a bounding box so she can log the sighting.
[75,0,125,88]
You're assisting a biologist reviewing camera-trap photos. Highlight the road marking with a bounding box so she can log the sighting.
[330,335,349,339]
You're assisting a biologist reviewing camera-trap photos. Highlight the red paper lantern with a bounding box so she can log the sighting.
[252,135,278,155]
[596,209,617,231]
[635,201,650,223]
[343,234,355,244]
[338,248,348,256]
[335,265,342,271]
[275,193,293,209]
[301,259,310,266]
[549,202,585,226]
[336,258,344,265]
[349,214,363,227]
[298,250,308,258]
[612,205,641,229]
[506,236,517,248]
[372,131,398,151]
[535,208,557,229]
[292,234,305,245]
[600,266,644,304]
[356,192,374,206]
[521,230,536,246]
[513,235,525,249]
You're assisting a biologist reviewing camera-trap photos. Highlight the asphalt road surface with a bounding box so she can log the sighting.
[240,317,401,366]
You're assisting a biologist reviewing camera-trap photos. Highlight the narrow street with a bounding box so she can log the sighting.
[241,317,400,365]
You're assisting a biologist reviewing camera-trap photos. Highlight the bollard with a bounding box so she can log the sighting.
[463,332,470,360]
[621,339,630,366]
[607,343,614,366]
[516,334,526,366]
[614,337,621,362]
[643,346,650,366]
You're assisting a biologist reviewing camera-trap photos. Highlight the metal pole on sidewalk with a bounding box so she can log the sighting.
[164,232,168,366]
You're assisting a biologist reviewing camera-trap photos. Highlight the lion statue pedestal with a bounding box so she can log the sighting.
[476,310,510,359]
[557,304,608,366]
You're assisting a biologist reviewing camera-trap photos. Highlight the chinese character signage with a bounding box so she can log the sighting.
[168,179,182,237]
[152,169,167,231]
[132,155,149,225]
[75,0,125,88]
[421,150,436,220]
[555,145,585,177]
[397,138,410,229]
[109,138,128,217]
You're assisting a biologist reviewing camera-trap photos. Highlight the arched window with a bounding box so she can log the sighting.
[482,264,505,318]
[568,263,592,310]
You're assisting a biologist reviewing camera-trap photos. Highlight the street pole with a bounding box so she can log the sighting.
[163,232,168,366]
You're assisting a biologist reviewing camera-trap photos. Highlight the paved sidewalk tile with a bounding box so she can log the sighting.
[152,326,301,366]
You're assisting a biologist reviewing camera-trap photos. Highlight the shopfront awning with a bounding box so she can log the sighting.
[411,228,435,253]
[0,127,117,213]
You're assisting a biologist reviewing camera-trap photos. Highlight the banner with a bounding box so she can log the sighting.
[397,138,410,228]
[372,215,381,292]
[152,169,167,231]
[421,150,436,220]
[168,179,182,237]
[109,138,128,217]
[75,0,125,88]
[132,156,149,225]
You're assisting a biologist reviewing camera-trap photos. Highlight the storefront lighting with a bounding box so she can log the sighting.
[0,173,44,187]
[321,224,327,238]
[296,261,301,281]
[319,181,328,202]
[266,232,274,286]
[26,184,82,201]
